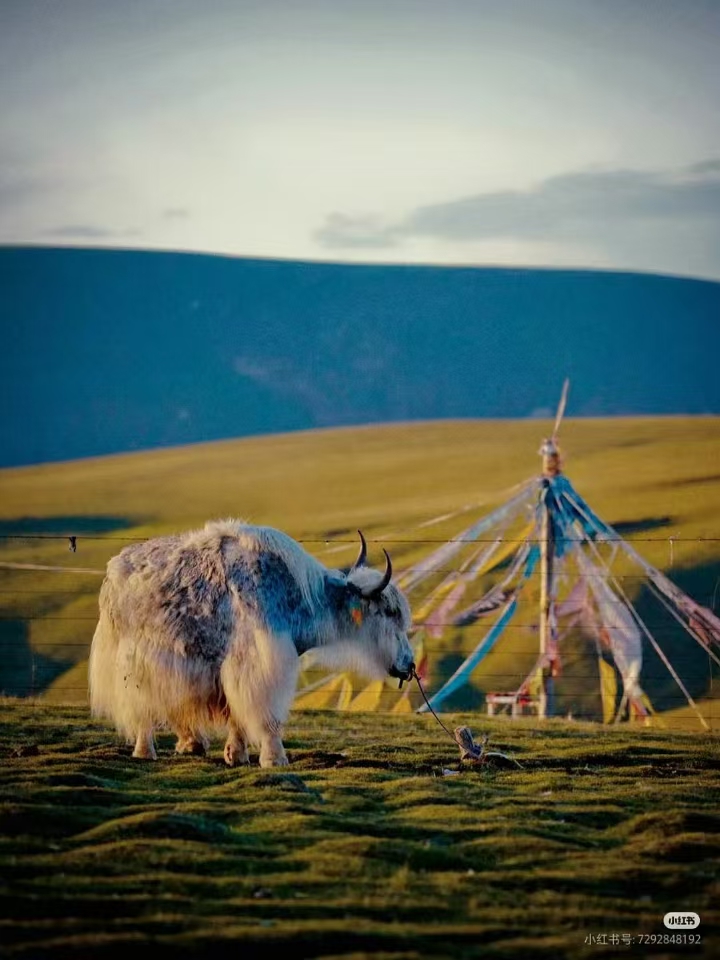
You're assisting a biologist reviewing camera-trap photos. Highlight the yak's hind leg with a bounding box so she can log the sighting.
[220,631,298,768]
[175,729,209,756]
[223,718,249,767]
[133,728,157,760]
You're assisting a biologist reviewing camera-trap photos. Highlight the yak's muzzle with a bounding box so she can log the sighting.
[389,661,415,683]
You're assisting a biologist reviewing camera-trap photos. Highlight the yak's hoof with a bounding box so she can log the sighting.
[259,753,289,768]
[176,739,208,756]
[132,746,157,761]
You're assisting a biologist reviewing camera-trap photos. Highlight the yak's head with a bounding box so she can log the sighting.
[323,531,415,683]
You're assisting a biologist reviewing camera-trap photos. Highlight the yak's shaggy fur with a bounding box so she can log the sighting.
[89,520,414,766]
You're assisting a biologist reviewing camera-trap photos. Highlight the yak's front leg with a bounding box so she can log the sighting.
[220,628,297,768]
[223,718,249,767]
[259,714,288,767]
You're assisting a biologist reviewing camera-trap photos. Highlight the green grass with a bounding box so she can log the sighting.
[0,700,718,958]
[0,417,719,725]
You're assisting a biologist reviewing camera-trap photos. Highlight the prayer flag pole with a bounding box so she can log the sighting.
[537,379,568,718]
[538,442,559,718]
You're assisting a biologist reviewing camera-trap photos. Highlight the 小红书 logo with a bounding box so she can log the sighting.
[663,913,700,930]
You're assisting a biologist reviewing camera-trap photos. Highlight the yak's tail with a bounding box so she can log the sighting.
[88,606,146,741]
[88,584,122,725]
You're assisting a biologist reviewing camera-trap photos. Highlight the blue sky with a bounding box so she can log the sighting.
[1,0,719,278]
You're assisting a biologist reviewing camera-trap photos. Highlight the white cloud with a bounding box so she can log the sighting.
[314,160,720,278]
[2,1,719,277]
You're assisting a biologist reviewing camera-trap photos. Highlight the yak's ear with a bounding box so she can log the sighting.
[324,576,365,628]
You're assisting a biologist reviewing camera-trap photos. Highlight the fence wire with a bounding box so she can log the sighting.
[1,533,718,723]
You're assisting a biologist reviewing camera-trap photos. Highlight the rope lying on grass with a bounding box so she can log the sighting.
[411,668,523,769]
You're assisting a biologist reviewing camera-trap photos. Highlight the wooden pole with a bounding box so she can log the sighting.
[538,435,560,719]
[538,481,555,718]
[537,383,567,719]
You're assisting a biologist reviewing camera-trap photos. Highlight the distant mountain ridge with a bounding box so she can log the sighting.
[1,246,719,467]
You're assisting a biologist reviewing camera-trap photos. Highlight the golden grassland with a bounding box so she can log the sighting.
[1,416,719,725]
[0,418,718,709]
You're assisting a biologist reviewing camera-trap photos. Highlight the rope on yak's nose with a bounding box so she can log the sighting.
[411,667,461,748]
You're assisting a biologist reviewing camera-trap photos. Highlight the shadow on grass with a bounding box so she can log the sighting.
[658,472,720,489]
[0,515,138,537]
[0,620,71,697]
[610,515,672,537]
[633,557,720,713]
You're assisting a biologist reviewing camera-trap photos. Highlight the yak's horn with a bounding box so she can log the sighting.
[352,530,368,570]
[364,549,393,599]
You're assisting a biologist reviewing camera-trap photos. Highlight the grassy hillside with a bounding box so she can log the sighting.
[0,417,719,725]
[3,247,720,468]
[0,701,718,959]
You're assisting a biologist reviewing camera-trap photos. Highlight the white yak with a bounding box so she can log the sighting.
[89,521,414,766]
